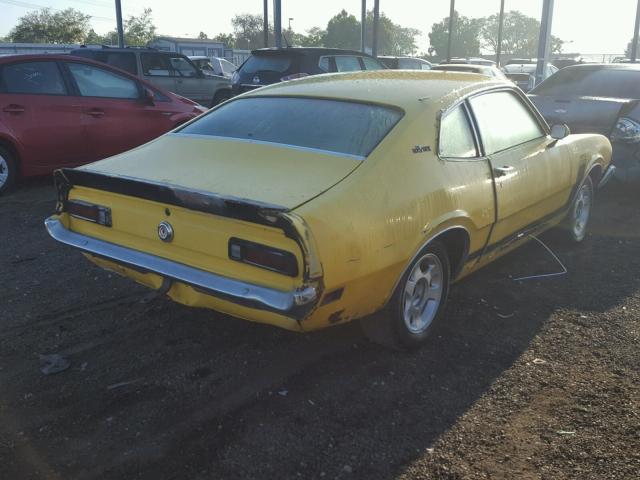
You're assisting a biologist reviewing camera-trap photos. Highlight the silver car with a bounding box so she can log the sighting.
[70,47,232,106]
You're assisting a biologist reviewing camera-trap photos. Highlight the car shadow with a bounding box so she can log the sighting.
[1,182,638,480]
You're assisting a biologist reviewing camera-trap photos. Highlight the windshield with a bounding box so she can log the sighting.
[179,97,403,158]
[241,55,293,74]
[532,67,640,98]
[504,64,536,73]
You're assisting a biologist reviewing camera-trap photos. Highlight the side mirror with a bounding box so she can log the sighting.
[550,123,570,140]
[142,87,155,105]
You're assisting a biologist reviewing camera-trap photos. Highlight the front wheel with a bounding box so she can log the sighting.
[361,241,450,349]
[565,176,594,243]
[0,146,17,195]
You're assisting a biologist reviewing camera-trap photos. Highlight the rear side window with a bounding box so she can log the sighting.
[141,53,173,77]
[470,90,544,155]
[1,61,66,95]
[335,56,361,72]
[68,63,139,99]
[242,55,292,74]
[532,68,640,99]
[439,105,477,158]
[179,97,403,158]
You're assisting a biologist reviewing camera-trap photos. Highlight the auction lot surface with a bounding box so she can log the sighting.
[1,180,639,480]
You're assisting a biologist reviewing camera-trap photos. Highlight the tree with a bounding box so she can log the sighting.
[9,8,91,43]
[428,11,482,58]
[197,31,208,40]
[212,33,236,48]
[122,8,156,46]
[481,10,563,57]
[231,13,267,50]
[324,10,360,50]
[364,11,419,55]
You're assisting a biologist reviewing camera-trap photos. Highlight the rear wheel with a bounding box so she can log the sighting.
[565,176,594,242]
[0,146,17,195]
[210,90,232,107]
[361,241,450,349]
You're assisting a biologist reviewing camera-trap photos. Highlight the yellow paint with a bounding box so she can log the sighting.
[54,71,612,332]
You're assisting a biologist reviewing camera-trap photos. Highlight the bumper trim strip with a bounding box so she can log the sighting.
[44,217,316,316]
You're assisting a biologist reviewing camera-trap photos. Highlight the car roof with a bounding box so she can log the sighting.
[70,47,183,56]
[240,70,507,113]
[561,62,640,71]
[0,53,177,96]
[250,47,375,57]
[434,64,487,71]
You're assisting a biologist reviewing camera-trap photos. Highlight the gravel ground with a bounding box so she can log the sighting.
[0,179,638,480]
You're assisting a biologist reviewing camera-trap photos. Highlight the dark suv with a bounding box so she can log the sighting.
[70,46,231,106]
[231,47,385,95]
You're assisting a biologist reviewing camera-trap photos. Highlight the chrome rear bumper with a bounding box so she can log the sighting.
[44,217,317,316]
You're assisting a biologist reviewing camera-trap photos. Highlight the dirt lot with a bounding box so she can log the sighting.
[1,179,638,480]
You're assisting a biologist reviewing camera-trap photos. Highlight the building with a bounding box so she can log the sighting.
[0,42,80,56]
[149,37,227,58]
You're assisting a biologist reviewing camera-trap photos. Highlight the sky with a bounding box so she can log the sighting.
[0,0,636,55]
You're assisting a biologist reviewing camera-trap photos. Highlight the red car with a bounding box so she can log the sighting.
[0,54,207,193]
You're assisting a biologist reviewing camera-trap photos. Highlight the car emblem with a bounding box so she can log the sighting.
[252,75,260,84]
[157,221,174,242]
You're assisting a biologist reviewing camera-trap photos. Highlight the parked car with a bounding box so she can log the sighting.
[0,54,206,193]
[231,47,385,95]
[45,70,613,348]
[189,56,237,78]
[503,62,558,91]
[441,57,496,66]
[529,63,640,180]
[432,64,508,80]
[378,56,432,70]
[70,46,232,106]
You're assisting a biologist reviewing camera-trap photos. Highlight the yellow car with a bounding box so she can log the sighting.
[45,70,614,348]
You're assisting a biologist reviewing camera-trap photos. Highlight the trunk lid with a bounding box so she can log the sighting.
[529,94,636,136]
[77,133,363,210]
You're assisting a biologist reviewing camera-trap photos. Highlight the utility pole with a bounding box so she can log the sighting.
[372,0,380,57]
[496,0,505,66]
[361,0,366,53]
[263,0,269,47]
[632,0,640,62]
[115,0,124,48]
[447,0,455,62]
[273,0,282,48]
[535,0,554,86]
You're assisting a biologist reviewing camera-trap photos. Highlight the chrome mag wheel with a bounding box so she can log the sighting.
[402,253,444,334]
[572,181,593,241]
[0,154,8,190]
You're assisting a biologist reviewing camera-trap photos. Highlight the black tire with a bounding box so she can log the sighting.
[361,241,451,350]
[0,146,17,195]
[210,90,232,107]
[564,176,594,243]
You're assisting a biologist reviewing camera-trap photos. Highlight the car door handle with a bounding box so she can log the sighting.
[2,104,25,113]
[87,109,105,117]
[494,166,515,177]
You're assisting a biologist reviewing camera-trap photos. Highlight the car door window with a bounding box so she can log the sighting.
[169,56,198,77]
[335,56,362,72]
[469,90,544,155]
[318,56,330,72]
[68,63,139,99]
[1,61,67,95]
[141,53,173,77]
[439,104,477,158]
[361,56,383,70]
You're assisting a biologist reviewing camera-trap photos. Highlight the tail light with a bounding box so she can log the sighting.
[280,72,309,82]
[229,238,298,277]
[66,200,112,227]
[611,117,640,143]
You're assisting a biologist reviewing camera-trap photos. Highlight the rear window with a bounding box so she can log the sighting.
[179,97,403,158]
[242,55,293,74]
[532,68,640,98]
